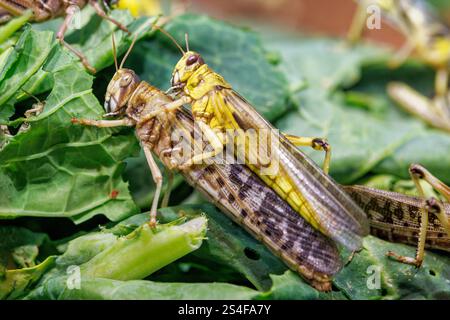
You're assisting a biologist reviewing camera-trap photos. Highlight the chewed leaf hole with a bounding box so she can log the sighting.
[244,247,260,260]
[429,269,436,276]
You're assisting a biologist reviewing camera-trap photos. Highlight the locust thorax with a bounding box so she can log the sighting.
[171,51,205,88]
[104,69,140,115]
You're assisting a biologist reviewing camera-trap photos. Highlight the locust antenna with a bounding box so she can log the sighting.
[111,33,118,71]
[185,33,190,52]
[20,88,40,104]
[153,25,185,55]
[119,34,138,69]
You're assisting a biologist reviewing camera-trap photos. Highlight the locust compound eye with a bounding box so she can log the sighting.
[186,54,199,66]
[120,74,132,87]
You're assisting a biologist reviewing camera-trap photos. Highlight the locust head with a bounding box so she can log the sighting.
[171,51,205,88]
[104,33,140,116]
[104,69,140,116]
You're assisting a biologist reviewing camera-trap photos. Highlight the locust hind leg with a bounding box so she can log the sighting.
[434,68,449,101]
[387,41,414,69]
[346,2,368,44]
[409,164,450,233]
[386,164,450,267]
[161,170,173,208]
[89,0,130,34]
[143,146,163,228]
[73,117,162,227]
[284,134,332,174]
[387,82,450,133]
[57,5,96,73]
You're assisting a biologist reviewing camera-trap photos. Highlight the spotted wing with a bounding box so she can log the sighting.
[220,90,369,251]
[175,109,342,289]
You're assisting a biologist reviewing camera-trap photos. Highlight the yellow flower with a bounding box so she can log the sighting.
[117,0,162,17]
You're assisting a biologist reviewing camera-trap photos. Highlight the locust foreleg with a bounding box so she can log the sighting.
[284,134,332,174]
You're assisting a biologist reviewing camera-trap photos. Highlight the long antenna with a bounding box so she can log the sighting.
[119,34,138,69]
[20,88,41,104]
[111,33,118,71]
[185,33,190,52]
[153,25,185,55]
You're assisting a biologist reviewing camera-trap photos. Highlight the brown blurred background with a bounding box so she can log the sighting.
[185,0,450,49]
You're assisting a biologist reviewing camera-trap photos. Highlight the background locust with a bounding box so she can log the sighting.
[71,40,344,291]
[139,28,369,254]
[344,164,450,267]
[348,0,450,132]
[0,0,130,73]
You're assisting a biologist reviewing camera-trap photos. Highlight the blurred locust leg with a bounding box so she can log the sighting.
[387,41,414,69]
[0,11,11,23]
[387,164,450,267]
[56,5,96,74]
[161,170,173,208]
[24,102,44,118]
[89,0,130,34]
[347,1,367,44]
[143,146,163,228]
[284,134,332,174]
[0,125,10,136]
[387,82,450,133]
[435,68,448,99]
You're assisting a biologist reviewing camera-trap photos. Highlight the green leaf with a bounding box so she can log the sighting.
[268,37,450,184]
[0,28,53,122]
[265,36,389,95]
[158,204,287,291]
[334,236,450,300]
[80,217,207,280]
[1,257,55,300]
[0,10,32,44]
[259,271,346,300]
[111,205,286,291]
[14,214,206,299]
[0,30,140,224]
[0,226,56,299]
[25,276,259,300]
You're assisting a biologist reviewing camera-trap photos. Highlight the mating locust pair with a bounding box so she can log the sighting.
[69,23,450,290]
